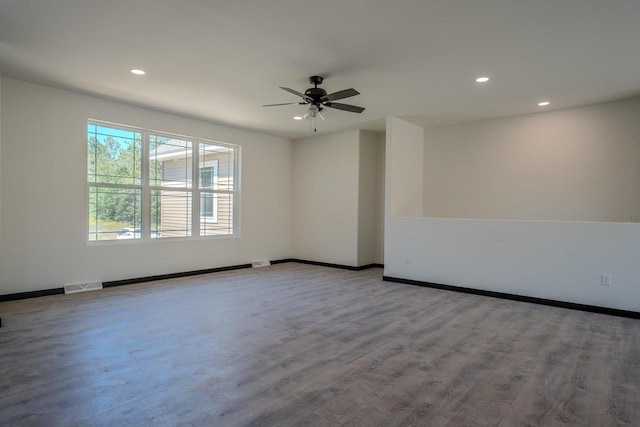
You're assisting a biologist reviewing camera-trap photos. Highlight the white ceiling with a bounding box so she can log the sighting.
[1,0,639,140]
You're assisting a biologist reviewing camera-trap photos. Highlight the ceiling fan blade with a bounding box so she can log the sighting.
[280,87,308,99]
[262,102,299,107]
[324,102,365,113]
[323,88,360,102]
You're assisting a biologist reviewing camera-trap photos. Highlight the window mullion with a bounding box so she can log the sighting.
[87,182,142,191]
[142,130,151,239]
[192,141,200,237]
[233,146,240,235]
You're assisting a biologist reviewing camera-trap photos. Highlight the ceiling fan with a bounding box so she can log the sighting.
[263,76,365,131]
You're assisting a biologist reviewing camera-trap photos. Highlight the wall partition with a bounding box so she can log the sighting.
[384,97,640,312]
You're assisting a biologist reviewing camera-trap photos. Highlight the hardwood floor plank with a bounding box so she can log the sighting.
[1,264,639,426]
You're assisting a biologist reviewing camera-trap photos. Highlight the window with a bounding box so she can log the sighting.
[199,164,217,190]
[88,121,239,241]
[199,163,218,222]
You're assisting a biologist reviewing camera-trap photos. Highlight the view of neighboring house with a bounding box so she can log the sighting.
[151,138,235,238]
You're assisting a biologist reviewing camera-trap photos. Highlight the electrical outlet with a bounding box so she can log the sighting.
[601,274,611,286]
[404,256,411,264]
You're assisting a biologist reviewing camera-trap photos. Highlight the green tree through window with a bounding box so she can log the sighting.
[88,124,142,240]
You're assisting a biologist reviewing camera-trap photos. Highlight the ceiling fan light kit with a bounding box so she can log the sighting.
[263,75,365,132]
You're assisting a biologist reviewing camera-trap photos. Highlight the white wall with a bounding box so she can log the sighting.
[0,77,293,295]
[385,99,640,312]
[292,130,361,266]
[384,117,423,267]
[374,133,386,264]
[386,117,423,218]
[292,129,385,267]
[386,218,640,312]
[357,131,379,266]
[423,97,640,222]
[0,77,2,254]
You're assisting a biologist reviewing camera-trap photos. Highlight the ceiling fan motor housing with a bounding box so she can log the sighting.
[304,87,327,103]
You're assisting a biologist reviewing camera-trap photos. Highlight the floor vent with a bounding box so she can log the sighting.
[64,281,103,294]
[252,260,271,268]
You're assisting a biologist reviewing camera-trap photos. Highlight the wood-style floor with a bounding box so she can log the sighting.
[1,263,639,426]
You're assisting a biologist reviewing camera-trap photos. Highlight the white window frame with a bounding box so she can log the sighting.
[87,120,240,243]
[199,162,219,223]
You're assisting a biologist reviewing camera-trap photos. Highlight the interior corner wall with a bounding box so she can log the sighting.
[292,129,361,266]
[385,117,424,219]
[0,77,293,295]
[374,133,386,264]
[357,130,379,266]
[0,76,3,254]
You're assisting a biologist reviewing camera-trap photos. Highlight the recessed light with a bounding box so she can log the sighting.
[130,69,146,75]
[293,116,303,120]
[475,76,490,83]
[538,101,550,106]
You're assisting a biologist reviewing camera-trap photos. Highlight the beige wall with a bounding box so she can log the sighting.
[292,130,361,266]
[357,131,382,266]
[374,133,386,264]
[293,129,385,267]
[0,77,2,253]
[423,97,640,222]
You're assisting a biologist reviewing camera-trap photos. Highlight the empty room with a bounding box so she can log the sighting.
[1,1,639,425]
